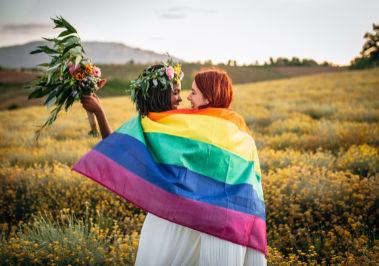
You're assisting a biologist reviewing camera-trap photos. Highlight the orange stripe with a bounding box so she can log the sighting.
[148,108,251,135]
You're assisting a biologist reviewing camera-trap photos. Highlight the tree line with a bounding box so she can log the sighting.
[264,57,332,67]
[350,23,379,69]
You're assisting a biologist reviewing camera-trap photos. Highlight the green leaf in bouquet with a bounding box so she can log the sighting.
[35,79,47,87]
[30,49,43,54]
[62,60,70,71]
[46,64,60,73]
[65,95,76,111]
[41,87,55,98]
[58,30,74,38]
[63,79,72,85]
[52,17,65,29]
[61,36,79,47]
[42,37,59,43]
[38,63,50,67]
[58,16,77,34]
[27,86,50,99]
[46,96,57,110]
[50,105,61,120]
[37,104,62,136]
[71,46,82,56]
[62,43,79,55]
[47,72,54,84]
[75,55,82,67]
[28,88,43,99]
[44,89,57,105]
[55,86,66,98]
[74,92,80,101]
[60,52,71,63]
[46,70,61,85]
[50,55,60,66]
[37,45,59,54]
[57,88,72,105]
[61,35,79,43]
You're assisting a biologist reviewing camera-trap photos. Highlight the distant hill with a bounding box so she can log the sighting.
[0,41,182,68]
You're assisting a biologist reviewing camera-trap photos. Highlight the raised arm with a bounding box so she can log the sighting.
[80,94,113,139]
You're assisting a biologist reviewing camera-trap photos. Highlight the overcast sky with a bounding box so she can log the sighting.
[0,0,378,65]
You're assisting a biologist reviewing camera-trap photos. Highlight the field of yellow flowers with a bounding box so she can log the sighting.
[1,68,378,265]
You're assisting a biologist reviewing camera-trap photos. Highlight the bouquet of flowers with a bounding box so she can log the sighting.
[28,16,106,139]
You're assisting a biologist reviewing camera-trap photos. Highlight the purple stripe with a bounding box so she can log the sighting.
[72,150,267,256]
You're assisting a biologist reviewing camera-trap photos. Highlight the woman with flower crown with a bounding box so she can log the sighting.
[76,63,266,265]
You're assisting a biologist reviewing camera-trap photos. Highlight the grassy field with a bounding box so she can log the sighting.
[0,68,378,265]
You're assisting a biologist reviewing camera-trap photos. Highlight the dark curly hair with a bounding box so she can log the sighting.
[135,64,172,117]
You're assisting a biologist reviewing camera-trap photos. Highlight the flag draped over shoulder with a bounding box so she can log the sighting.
[72,108,267,256]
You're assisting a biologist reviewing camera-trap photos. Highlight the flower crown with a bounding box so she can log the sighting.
[128,56,184,103]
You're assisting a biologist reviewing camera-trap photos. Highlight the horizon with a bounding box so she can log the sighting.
[0,39,350,66]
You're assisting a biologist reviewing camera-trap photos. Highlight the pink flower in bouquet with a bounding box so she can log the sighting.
[166,66,175,80]
[68,61,80,76]
[92,67,101,77]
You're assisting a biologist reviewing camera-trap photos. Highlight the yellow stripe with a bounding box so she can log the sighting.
[141,114,258,164]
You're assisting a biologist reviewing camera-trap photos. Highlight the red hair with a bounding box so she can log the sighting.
[194,68,234,108]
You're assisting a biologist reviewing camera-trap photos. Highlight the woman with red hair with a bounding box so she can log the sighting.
[136,69,267,266]
[188,68,234,109]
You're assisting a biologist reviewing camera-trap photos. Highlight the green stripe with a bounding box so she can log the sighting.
[115,116,145,145]
[145,132,263,200]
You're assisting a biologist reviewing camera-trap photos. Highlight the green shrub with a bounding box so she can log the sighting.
[7,103,20,110]
[0,210,138,265]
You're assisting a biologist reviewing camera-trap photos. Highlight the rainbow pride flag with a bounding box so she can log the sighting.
[72,108,267,256]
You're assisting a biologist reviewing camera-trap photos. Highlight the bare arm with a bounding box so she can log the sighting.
[81,94,113,139]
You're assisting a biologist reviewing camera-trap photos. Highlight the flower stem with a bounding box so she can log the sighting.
[86,111,99,137]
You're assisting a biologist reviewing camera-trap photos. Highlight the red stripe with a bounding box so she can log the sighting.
[72,149,267,256]
[148,108,251,135]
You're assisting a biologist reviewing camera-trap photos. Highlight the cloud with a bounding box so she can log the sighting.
[0,24,61,47]
[159,7,217,19]
[0,24,51,34]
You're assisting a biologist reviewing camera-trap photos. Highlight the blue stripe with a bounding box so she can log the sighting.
[93,132,266,220]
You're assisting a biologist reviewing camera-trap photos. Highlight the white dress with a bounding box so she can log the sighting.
[135,213,267,266]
